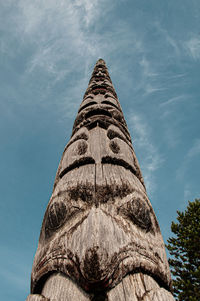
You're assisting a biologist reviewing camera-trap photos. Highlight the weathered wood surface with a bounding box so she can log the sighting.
[26,59,174,300]
[26,295,49,301]
[27,272,174,300]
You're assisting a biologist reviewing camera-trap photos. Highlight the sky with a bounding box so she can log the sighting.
[0,0,200,300]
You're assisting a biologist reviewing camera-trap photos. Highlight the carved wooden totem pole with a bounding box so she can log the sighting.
[26,59,175,300]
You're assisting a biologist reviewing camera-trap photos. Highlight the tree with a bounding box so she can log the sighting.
[166,199,200,301]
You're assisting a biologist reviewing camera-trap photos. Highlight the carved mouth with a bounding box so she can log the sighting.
[85,108,112,119]
[72,108,131,142]
[84,84,117,99]
[78,100,121,114]
[32,254,113,293]
[32,247,170,295]
[91,83,110,90]
[93,87,107,94]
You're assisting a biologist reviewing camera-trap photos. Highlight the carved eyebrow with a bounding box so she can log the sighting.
[60,157,95,179]
[78,101,97,113]
[85,108,112,119]
[107,129,127,144]
[104,94,117,100]
[83,95,94,100]
[101,156,136,176]
[65,133,88,150]
[101,100,121,111]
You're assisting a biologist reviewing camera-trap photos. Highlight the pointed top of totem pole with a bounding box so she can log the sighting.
[95,58,106,66]
[82,59,116,102]
[72,59,131,141]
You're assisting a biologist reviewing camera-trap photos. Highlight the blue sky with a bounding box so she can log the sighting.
[0,1,200,300]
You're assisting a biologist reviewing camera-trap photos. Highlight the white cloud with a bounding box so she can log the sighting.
[16,0,102,74]
[0,0,117,116]
[2,0,115,87]
[187,139,200,158]
[128,113,164,195]
[155,22,180,56]
[3,0,147,85]
[137,56,166,96]
[140,57,158,77]
[185,36,200,60]
[176,139,200,180]
[160,95,187,107]
[73,0,99,27]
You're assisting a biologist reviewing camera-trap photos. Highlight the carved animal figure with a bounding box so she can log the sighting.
[26,59,175,300]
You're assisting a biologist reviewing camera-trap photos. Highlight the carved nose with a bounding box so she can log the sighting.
[68,207,128,260]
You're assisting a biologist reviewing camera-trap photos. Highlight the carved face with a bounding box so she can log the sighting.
[31,60,171,294]
[31,124,171,293]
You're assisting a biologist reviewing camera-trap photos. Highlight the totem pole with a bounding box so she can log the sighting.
[26,59,175,300]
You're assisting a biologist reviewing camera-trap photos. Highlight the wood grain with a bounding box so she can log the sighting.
[26,59,175,300]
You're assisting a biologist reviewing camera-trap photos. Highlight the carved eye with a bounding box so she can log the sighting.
[119,198,153,232]
[46,201,67,230]
[128,199,152,232]
[109,140,120,154]
[77,141,88,155]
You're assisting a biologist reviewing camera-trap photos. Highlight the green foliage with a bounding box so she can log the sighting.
[166,199,200,301]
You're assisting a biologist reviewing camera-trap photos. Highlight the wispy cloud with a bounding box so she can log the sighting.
[176,139,200,180]
[16,0,105,76]
[136,56,166,96]
[187,139,200,158]
[185,36,200,60]
[155,21,180,56]
[160,95,187,107]
[2,0,147,114]
[140,57,158,77]
[128,113,164,195]
[0,0,118,118]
